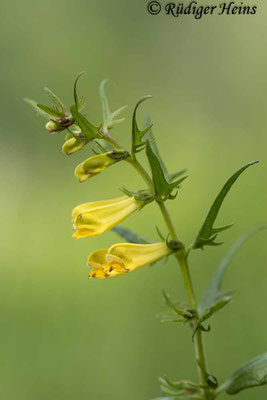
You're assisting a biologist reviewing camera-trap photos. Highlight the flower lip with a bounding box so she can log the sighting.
[88,242,172,279]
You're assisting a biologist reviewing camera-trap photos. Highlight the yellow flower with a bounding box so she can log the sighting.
[88,242,172,279]
[75,150,129,183]
[72,196,142,238]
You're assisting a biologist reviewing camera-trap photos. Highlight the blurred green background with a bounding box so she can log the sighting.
[0,0,266,399]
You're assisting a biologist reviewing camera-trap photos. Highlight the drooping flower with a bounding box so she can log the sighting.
[75,150,129,183]
[88,242,172,279]
[72,196,143,238]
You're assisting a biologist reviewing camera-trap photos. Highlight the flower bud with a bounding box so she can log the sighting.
[62,137,85,156]
[75,150,129,183]
[46,117,74,133]
[45,120,63,133]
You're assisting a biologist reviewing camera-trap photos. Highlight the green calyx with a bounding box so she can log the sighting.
[121,188,154,204]
[167,239,185,252]
[106,150,130,161]
[133,190,154,204]
[46,117,74,133]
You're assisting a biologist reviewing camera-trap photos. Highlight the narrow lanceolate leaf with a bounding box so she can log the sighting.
[146,141,187,201]
[132,96,152,154]
[24,98,50,119]
[193,296,231,339]
[99,80,127,134]
[37,103,64,118]
[44,87,65,111]
[192,161,259,249]
[73,71,86,111]
[144,116,187,182]
[112,225,152,244]
[70,105,101,142]
[222,353,267,394]
[199,224,267,312]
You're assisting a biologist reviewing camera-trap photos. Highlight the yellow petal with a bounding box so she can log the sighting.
[73,196,141,238]
[87,249,109,269]
[107,242,171,272]
[89,267,126,279]
[72,196,128,219]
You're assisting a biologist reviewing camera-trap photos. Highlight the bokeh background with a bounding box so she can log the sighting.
[0,0,266,399]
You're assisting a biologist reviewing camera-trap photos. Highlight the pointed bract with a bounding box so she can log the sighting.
[193,161,259,249]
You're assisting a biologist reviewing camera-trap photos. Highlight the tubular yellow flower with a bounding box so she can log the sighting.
[88,242,172,279]
[72,196,142,238]
[75,150,129,183]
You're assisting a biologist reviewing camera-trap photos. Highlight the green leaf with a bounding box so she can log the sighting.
[131,96,152,154]
[192,161,259,249]
[70,105,101,142]
[146,141,187,201]
[24,98,50,119]
[37,103,64,118]
[112,225,152,244]
[199,224,267,312]
[193,296,231,339]
[73,71,86,111]
[144,116,187,183]
[221,353,267,394]
[163,291,193,319]
[99,79,127,134]
[44,87,65,111]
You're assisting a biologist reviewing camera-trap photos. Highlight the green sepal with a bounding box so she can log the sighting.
[106,150,130,161]
[73,71,86,111]
[99,79,127,134]
[120,187,154,204]
[192,161,259,249]
[70,105,101,142]
[44,87,65,111]
[37,103,64,118]
[192,296,231,339]
[131,96,152,154]
[146,141,187,201]
[199,224,267,313]
[221,353,267,394]
[112,225,153,244]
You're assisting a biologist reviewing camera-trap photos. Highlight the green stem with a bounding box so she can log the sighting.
[157,202,213,400]
[114,148,212,398]
[127,158,155,192]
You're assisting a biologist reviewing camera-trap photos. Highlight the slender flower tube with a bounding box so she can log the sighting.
[88,242,172,279]
[72,196,143,238]
[75,150,129,183]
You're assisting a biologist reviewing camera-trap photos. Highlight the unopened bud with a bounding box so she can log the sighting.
[62,137,85,155]
[75,150,129,183]
[45,120,62,133]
